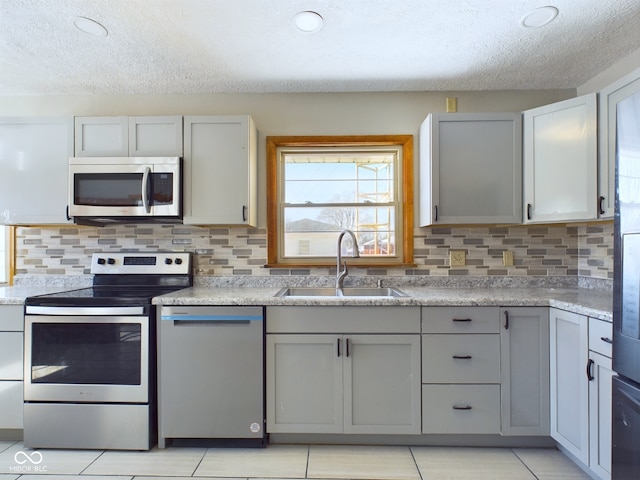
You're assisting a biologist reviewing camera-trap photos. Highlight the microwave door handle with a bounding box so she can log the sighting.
[142,167,151,213]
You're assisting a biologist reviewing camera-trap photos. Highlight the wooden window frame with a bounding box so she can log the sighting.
[266,135,414,268]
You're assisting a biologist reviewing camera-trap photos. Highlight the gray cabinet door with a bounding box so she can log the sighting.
[0,117,73,224]
[74,116,129,156]
[420,113,522,225]
[588,350,613,479]
[598,67,640,219]
[129,116,183,156]
[75,116,183,157]
[500,307,550,436]
[266,334,342,433]
[523,94,598,223]
[549,308,589,463]
[183,115,257,225]
[344,334,421,434]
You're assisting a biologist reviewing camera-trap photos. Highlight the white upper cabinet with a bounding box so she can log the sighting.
[598,67,640,219]
[523,94,598,223]
[75,116,183,157]
[183,115,257,226]
[419,113,522,226]
[0,116,74,225]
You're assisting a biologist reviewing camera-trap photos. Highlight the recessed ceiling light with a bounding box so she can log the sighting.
[519,6,559,29]
[294,11,323,33]
[72,16,108,36]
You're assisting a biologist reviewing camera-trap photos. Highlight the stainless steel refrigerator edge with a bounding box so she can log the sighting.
[612,77,640,479]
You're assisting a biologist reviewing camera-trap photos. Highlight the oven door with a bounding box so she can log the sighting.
[24,312,149,404]
[68,157,181,218]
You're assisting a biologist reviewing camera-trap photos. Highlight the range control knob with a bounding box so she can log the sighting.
[165,258,173,265]
[107,258,116,265]
[175,258,183,265]
[97,258,106,265]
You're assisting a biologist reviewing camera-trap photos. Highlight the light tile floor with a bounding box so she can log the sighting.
[0,440,592,479]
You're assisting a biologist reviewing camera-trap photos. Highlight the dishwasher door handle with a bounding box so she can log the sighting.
[161,314,262,325]
[172,319,251,326]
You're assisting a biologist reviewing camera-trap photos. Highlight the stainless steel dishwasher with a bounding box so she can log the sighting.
[157,306,265,447]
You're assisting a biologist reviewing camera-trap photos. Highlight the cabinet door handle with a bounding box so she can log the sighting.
[242,205,247,222]
[601,336,613,344]
[503,310,509,330]
[452,404,472,410]
[346,338,350,357]
[586,358,595,381]
[337,338,341,357]
[434,205,438,222]
[452,318,472,323]
[66,205,71,221]
[598,196,606,215]
[452,354,472,359]
[526,203,532,220]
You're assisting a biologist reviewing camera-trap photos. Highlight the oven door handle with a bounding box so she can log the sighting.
[25,306,145,315]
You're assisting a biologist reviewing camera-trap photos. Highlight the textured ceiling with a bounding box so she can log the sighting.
[2,0,640,96]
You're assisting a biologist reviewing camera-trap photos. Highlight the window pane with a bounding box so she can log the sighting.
[283,153,395,205]
[283,206,395,257]
[0,226,6,284]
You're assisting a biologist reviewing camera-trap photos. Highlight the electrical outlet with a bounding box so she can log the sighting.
[503,250,514,266]
[446,96,457,113]
[450,250,466,267]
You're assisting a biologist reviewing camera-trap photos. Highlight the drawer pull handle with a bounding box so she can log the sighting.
[600,336,613,344]
[452,404,472,410]
[452,354,472,359]
[452,318,472,322]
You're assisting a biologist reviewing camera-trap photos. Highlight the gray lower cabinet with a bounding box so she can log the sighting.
[266,306,421,435]
[550,308,589,464]
[421,306,549,436]
[499,307,550,436]
[0,305,24,432]
[421,306,502,434]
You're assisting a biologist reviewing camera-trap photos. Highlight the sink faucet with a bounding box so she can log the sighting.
[336,229,360,290]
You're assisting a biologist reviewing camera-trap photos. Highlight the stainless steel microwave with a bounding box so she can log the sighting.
[68,157,182,224]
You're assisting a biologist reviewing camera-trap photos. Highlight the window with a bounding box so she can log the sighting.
[266,135,414,267]
[0,226,8,284]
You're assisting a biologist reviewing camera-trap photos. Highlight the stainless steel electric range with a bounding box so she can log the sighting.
[23,252,192,450]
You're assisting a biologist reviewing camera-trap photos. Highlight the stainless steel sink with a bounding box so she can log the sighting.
[274,287,409,298]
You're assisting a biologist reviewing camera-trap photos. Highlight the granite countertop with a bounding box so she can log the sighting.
[0,285,78,305]
[2,276,612,321]
[153,285,613,321]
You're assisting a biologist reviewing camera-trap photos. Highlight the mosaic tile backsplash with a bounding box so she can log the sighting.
[15,221,613,286]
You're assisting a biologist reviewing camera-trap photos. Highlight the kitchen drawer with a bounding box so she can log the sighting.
[422,307,500,334]
[589,317,612,358]
[0,381,23,429]
[422,384,501,434]
[422,334,500,383]
[267,306,420,334]
[0,305,24,332]
[0,332,23,380]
